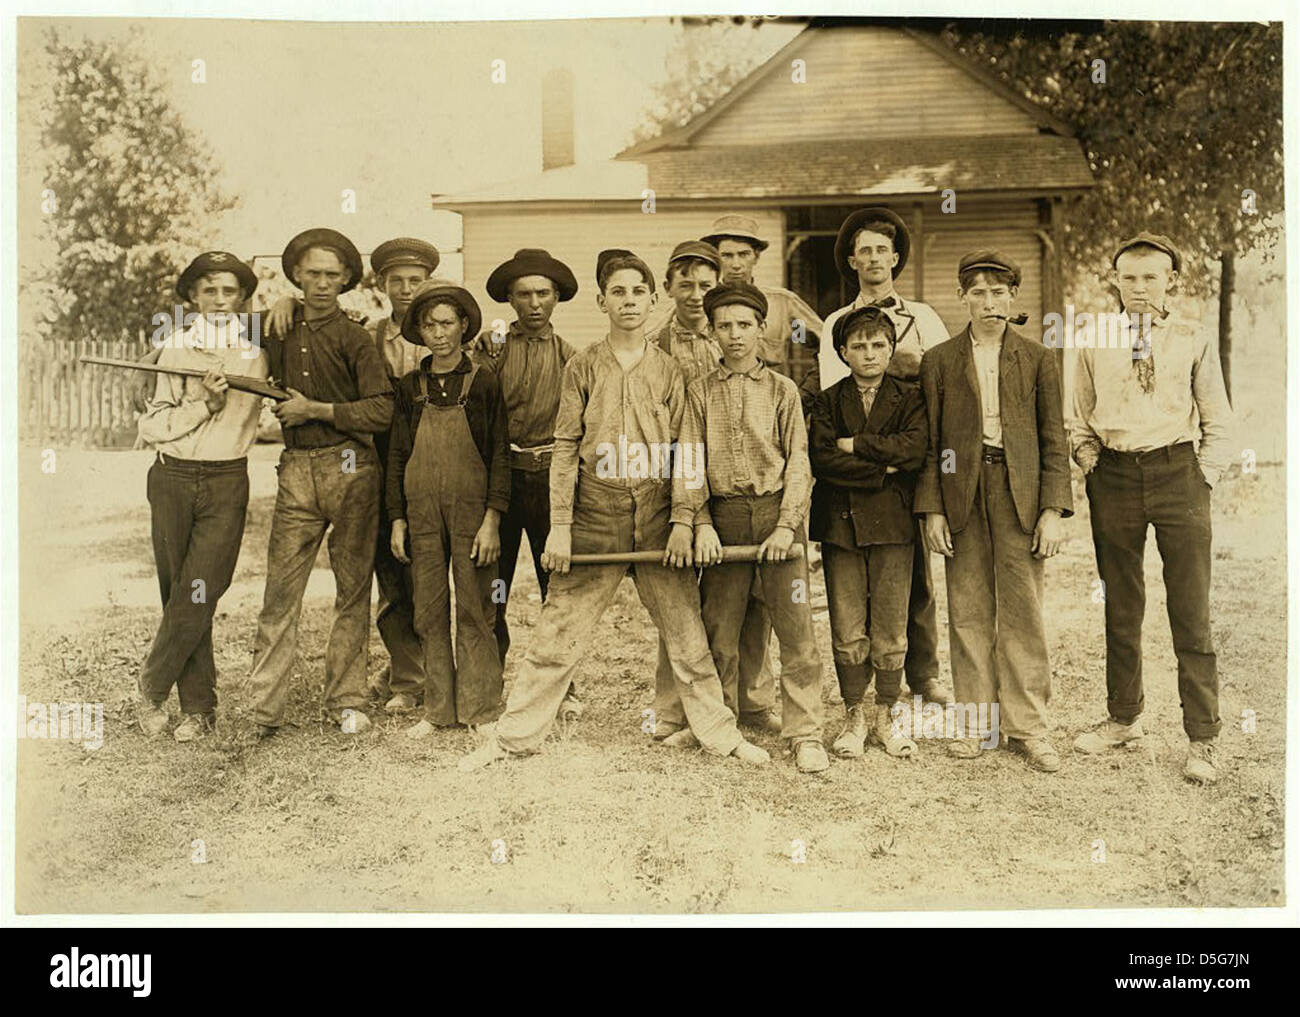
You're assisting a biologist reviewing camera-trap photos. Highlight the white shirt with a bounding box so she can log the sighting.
[138,316,268,460]
[819,291,951,391]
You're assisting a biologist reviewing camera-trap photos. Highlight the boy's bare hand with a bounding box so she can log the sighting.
[390,519,410,564]
[836,437,855,454]
[266,295,298,337]
[694,524,723,566]
[200,368,229,414]
[757,525,795,562]
[273,388,319,427]
[1031,508,1065,559]
[541,526,572,575]
[664,523,694,568]
[924,513,953,558]
[471,514,501,566]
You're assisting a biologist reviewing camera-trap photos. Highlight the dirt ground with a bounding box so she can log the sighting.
[14,442,1287,914]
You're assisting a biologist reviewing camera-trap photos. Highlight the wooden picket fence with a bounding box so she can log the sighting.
[21,332,154,447]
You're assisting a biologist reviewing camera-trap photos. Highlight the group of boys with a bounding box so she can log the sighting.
[135,205,1232,785]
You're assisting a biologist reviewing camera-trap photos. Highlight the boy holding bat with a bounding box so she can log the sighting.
[459,250,767,770]
[668,282,828,773]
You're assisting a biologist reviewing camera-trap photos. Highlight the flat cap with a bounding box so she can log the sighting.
[176,251,258,302]
[1112,232,1182,273]
[834,206,910,281]
[666,239,721,274]
[282,227,363,293]
[371,237,440,277]
[958,249,1023,287]
[402,278,482,346]
[700,214,770,252]
[596,248,654,292]
[833,305,897,353]
[703,282,768,322]
[486,248,579,303]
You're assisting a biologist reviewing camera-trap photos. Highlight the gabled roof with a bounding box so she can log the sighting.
[619,23,1077,159]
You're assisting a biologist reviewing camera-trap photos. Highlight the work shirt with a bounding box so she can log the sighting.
[486,321,576,449]
[816,291,951,393]
[970,330,1004,448]
[648,315,723,386]
[674,359,812,533]
[386,353,510,521]
[273,305,393,449]
[1070,309,1234,485]
[139,316,268,461]
[760,285,823,387]
[366,315,426,380]
[550,338,685,525]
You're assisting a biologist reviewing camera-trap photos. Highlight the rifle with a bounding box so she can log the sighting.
[79,355,292,401]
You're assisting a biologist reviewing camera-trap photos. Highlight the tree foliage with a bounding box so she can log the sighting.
[938,20,1284,297]
[30,27,236,342]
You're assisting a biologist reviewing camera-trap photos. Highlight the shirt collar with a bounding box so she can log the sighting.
[671,315,709,340]
[421,351,471,375]
[183,313,247,349]
[717,358,766,381]
[509,320,555,343]
[855,289,901,311]
[968,324,1005,349]
[302,305,343,331]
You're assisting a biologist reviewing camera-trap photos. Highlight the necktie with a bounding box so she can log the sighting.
[868,296,896,309]
[1131,314,1156,395]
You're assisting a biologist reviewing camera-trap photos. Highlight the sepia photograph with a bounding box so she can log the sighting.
[5,2,1292,928]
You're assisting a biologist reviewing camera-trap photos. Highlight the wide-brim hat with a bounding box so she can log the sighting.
[282,227,363,293]
[485,248,579,303]
[700,214,769,252]
[402,279,482,345]
[834,207,910,281]
[176,251,258,302]
[371,237,440,277]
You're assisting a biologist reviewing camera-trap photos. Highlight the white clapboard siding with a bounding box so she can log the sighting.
[694,27,1041,148]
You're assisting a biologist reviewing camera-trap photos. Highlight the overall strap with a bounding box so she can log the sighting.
[458,360,480,407]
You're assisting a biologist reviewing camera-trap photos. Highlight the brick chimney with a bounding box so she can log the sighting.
[541,67,575,171]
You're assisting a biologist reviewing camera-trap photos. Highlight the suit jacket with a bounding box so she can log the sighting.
[914,324,1073,534]
[808,374,927,547]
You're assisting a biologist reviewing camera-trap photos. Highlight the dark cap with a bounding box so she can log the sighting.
[282,227,364,293]
[700,214,770,252]
[486,248,579,303]
[402,278,482,345]
[176,251,258,302]
[666,240,721,275]
[1112,232,1182,273]
[958,249,1023,287]
[834,206,910,281]
[833,305,897,352]
[596,248,654,292]
[371,237,440,277]
[703,282,768,323]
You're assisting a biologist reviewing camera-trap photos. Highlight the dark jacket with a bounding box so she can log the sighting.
[808,374,927,547]
[914,324,1073,534]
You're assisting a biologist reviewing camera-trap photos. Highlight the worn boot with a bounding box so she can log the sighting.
[1183,737,1220,785]
[831,703,869,758]
[868,703,917,758]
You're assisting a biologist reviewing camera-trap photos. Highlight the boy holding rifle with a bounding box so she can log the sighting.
[136,251,267,741]
[459,250,767,770]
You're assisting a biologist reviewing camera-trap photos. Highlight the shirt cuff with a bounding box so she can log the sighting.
[551,509,573,526]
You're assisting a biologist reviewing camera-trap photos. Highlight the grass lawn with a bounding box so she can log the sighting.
[15,442,1287,913]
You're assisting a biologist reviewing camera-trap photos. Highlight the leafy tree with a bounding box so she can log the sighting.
[28,27,236,343]
[937,20,1284,397]
[632,16,773,144]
